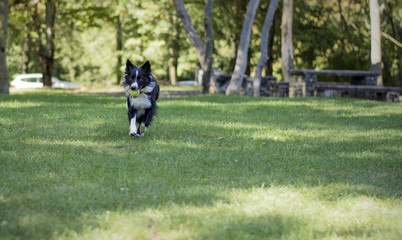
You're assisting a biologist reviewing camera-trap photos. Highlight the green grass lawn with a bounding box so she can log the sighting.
[0,91,401,239]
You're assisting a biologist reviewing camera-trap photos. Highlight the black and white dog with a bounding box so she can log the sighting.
[122,59,159,137]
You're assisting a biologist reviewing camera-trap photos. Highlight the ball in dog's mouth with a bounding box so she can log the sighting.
[129,89,140,97]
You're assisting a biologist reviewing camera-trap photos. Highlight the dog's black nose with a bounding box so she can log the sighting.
[130,82,139,90]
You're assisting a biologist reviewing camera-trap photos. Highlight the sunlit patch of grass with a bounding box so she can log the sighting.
[55,186,401,240]
[0,92,401,239]
[159,84,200,92]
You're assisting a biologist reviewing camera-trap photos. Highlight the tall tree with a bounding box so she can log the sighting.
[0,0,9,94]
[22,9,34,74]
[264,4,278,77]
[253,0,278,96]
[281,0,294,95]
[166,6,180,86]
[225,0,261,95]
[168,17,180,85]
[174,0,218,93]
[22,26,30,74]
[203,0,214,92]
[370,0,382,86]
[34,0,59,87]
[116,14,122,84]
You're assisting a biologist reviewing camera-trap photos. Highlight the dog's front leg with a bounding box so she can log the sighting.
[138,122,147,137]
[128,113,138,137]
[138,108,155,137]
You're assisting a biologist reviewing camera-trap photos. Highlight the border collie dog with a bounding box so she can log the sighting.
[122,59,159,137]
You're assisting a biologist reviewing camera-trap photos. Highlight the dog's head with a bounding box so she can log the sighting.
[124,59,152,91]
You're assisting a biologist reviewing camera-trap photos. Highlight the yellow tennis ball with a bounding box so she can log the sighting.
[129,89,140,97]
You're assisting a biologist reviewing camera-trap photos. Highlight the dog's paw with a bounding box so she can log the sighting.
[129,132,144,137]
[139,124,147,135]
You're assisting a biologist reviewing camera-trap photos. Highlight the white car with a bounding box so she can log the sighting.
[10,73,81,89]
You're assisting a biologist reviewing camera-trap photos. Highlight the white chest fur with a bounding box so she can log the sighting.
[129,94,151,116]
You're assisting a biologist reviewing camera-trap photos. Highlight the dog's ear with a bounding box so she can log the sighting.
[141,61,152,74]
[126,59,136,72]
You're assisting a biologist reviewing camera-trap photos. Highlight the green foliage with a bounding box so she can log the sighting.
[291,0,400,85]
[5,0,402,86]
[293,0,370,71]
[0,91,401,239]
[56,21,117,85]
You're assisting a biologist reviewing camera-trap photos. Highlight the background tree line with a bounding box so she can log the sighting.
[2,0,402,93]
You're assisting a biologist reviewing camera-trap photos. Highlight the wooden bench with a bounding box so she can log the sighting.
[214,71,400,101]
[289,69,381,97]
[315,82,402,102]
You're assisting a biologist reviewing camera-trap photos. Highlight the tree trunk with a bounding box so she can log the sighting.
[35,0,58,88]
[370,0,382,86]
[226,0,261,95]
[173,0,221,93]
[245,46,253,77]
[168,14,180,86]
[168,57,178,85]
[0,0,9,94]
[173,0,205,66]
[116,15,122,85]
[228,33,239,74]
[203,0,214,94]
[253,0,278,97]
[34,1,44,80]
[22,24,31,74]
[382,55,392,86]
[43,0,58,87]
[264,6,277,77]
[281,0,294,95]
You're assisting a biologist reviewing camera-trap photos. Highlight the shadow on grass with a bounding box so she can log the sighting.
[195,214,303,239]
[0,93,401,238]
[196,212,383,239]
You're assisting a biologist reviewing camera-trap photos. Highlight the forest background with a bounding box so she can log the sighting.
[6,0,402,87]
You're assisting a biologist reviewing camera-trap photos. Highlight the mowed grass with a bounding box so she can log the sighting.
[0,91,401,239]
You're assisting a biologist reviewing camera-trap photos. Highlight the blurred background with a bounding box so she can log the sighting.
[6,0,402,87]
